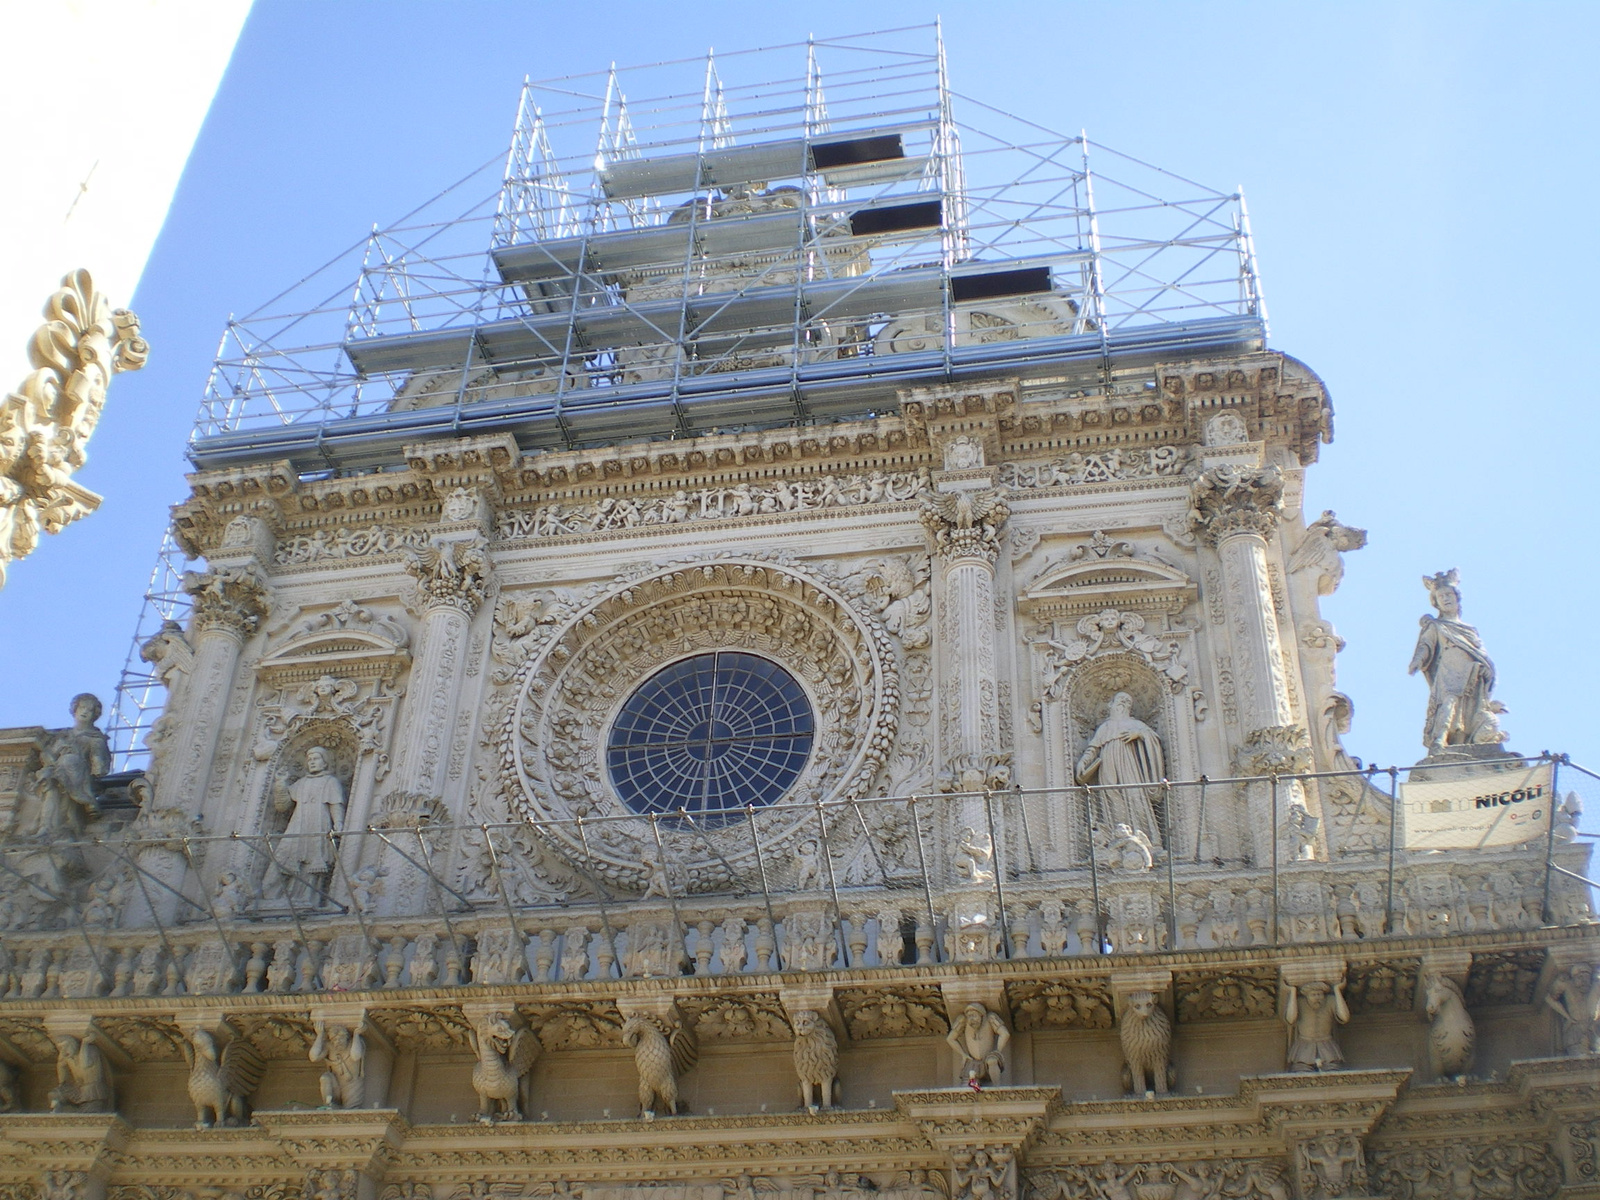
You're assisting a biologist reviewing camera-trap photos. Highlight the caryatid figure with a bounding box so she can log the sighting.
[1408,570,1507,754]
[1076,691,1165,848]
[946,1002,1010,1087]
[1283,978,1350,1072]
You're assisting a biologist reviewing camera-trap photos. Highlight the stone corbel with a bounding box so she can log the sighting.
[0,1112,130,1200]
[1251,1069,1408,1200]
[252,1108,408,1200]
[898,1086,1059,1200]
[1508,1056,1600,1198]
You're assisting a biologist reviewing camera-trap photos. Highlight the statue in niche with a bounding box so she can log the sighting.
[33,693,110,836]
[1408,570,1508,757]
[1076,691,1164,849]
[269,745,348,906]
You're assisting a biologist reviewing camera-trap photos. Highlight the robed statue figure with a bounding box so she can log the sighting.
[271,746,347,905]
[1407,570,1506,755]
[1076,691,1165,849]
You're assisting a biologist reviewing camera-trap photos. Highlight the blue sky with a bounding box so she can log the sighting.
[2,1,1596,787]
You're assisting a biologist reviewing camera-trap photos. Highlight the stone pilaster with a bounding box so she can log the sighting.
[1252,1069,1407,1200]
[0,1114,129,1200]
[252,1109,408,1200]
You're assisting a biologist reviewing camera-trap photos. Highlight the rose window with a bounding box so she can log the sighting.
[606,651,814,822]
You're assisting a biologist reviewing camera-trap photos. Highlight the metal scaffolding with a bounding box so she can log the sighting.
[110,25,1269,770]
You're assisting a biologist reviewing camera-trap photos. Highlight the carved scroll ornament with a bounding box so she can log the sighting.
[0,270,147,586]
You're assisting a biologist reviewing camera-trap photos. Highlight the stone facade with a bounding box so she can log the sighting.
[0,44,1595,1200]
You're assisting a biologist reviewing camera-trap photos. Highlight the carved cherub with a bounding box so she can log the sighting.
[945,1002,1010,1087]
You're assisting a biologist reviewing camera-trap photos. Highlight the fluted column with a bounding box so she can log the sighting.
[923,486,1011,838]
[1191,465,1313,864]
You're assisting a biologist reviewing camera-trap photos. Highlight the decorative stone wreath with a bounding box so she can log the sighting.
[499,557,899,892]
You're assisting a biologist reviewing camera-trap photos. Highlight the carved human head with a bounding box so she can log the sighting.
[1109,691,1133,717]
[1424,569,1462,617]
[962,1002,987,1028]
[1300,981,1330,1006]
[69,693,102,725]
[305,746,331,773]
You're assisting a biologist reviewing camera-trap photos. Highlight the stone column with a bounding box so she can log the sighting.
[1190,465,1314,866]
[389,504,490,802]
[923,486,1011,816]
[124,549,269,928]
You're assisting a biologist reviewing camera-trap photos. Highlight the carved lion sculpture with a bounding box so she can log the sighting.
[620,1013,698,1119]
[791,1009,839,1111]
[1422,973,1475,1080]
[1117,990,1174,1096]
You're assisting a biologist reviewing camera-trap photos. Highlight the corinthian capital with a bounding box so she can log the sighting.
[403,534,490,616]
[921,487,1009,565]
[183,564,270,637]
[1188,464,1284,545]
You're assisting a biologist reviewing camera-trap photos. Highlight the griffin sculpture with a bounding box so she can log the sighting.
[185,1028,266,1128]
[620,1012,698,1118]
[468,1010,541,1121]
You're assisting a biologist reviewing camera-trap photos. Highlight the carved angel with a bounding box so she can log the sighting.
[185,1028,266,1128]
[468,1010,541,1121]
[620,1012,698,1118]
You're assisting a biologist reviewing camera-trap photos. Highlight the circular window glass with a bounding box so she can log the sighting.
[607,651,815,823]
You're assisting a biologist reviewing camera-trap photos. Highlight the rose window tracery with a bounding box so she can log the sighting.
[607,651,814,823]
[500,557,899,890]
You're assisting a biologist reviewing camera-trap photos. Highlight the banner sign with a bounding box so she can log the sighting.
[1399,763,1553,851]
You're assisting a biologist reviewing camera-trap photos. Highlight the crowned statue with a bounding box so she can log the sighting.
[1407,570,1509,759]
[1076,692,1165,849]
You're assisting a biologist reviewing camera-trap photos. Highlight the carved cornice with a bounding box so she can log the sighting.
[1187,465,1284,547]
[250,1110,408,1174]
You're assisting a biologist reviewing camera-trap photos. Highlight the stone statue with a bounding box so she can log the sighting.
[1544,961,1600,1056]
[1284,979,1349,1071]
[1421,973,1475,1080]
[790,1009,839,1111]
[1117,990,1174,1096]
[1076,691,1165,848]
[468,1010,540,1122]
[309,1021,365,1109]
[1101,823,1155,872]
[49,1034,112,1112]
[272,747,347,904]
[33,693,110,836]
[945,1002,1010,1087]
[952,827,994,884]
[1408,570,1508,756]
